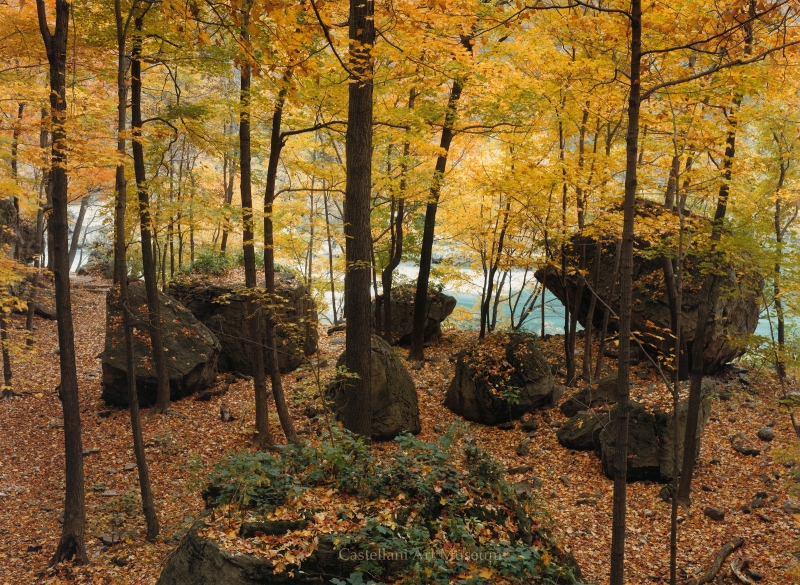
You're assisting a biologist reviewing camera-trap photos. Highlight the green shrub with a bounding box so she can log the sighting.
[182,246,237,276]
[206,425,584,585]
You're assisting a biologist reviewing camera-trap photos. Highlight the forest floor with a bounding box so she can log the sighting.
[1,275,799,584]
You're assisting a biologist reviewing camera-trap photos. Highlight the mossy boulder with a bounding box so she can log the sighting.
[445,333,555,426]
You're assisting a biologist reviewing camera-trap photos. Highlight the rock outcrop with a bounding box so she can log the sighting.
[328,336,421,440]
[170,273,318,375]
[560,375,618,418]
[101,284,220,407]
[535,201,761,375]
[372,286,456,345]
[445,333,555,426]
[558,378,715,482]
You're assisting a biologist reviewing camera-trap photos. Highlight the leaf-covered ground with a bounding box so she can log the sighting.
[1,276,799,584]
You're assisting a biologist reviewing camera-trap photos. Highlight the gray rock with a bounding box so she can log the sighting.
[170,274,318,375]
[560,376,618,418]
[556,410,609,451]
[782,499,800,514]
[535,209,762,375]
[329,336,420,440]
[123,463,136,471]
[372,286,456,345]
[657,379,714,482]
[514,480,533,500]
[704,507,725,521]
[516,440,531,457]
[101,284,220,407]
[757,427,774,442]
[599,402,661,482]
[444,333,554,426]
[731,433,760,456]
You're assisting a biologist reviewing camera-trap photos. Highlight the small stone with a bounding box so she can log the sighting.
[27,544,42,552]
[728,416,737,423]
[98,532,120,546]
[746,570,763,581]
[704,507,725,521]
[82,448,101,456]
[514,480,533,500]
[516,440,531,457]
[755,491,768,499]
[111,556,128,567]
[106,469,117,475]
[97,410,112,419]
[740,505,752,514]
[644,510,655,518]
[559,475,572,487]
[101,490,121,497]
[782,499,800,514]
[521,417,539,432]
[410,361,423,371]
[506,464,533,475]
[757,427,774,441]
[757,513,772,523]
[749,497,765,509]
[730,434,760,457]
[92,484,107,492]
[497,421,515,430]
[123,463,136,471]
[709,457,721,465]
[224,374,236,384]
[701,485,714,492]
[576,498,595,506]
[658,486,673,502]
[49,418,64,429]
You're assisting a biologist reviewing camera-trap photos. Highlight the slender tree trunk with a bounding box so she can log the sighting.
[582,242,602,382]
[409,38,471,361]
[490,270,507,331]
[131,13,171,414]
[609,1,642,582]
[381,90,414,343]
[480,199,511,338]
[341,0,376,437]
[262,69,298,445]
[595,239,621,378]
[36,0,88,565]
[113,2,159,540]
[25,113,50,347]
[219,147,236,254]
[323,186,338,326]
[239,2,272,449]
[0,313,12,394]
[68,195,89,270]
[669,164,687,585]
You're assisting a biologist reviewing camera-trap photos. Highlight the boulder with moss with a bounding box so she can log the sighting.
[445,332,555,426]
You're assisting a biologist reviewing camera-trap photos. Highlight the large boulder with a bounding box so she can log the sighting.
[560,375,618,418]
[598,402,662,482]
[101,284,220,407]
[557,410,610,450]
[585,379,715,482]
[535,201,761,375]
[656,378,715,481]
[170,273,318,374]
[157,524,363,585]
[372,285,456,345]
[328,336,421,440]
[444,332,555,426]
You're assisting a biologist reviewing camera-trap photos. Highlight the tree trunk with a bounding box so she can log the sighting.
[323,186,338,326]
[262,69,298,445]
[0,313,12,394]
[582,242,602,383]
[114,0,159,542]
[595,238,621,378]
[36,0,88,565]
[68,195,89,270]
[341,0,376,437]
[239,2,272,449]
[25,113,50,348]
[131,13,171,415]
[381,89,415,344]
[676,9,752,503]
[480,199,511,338]
[609,0,642,581]
[409,38,471,361]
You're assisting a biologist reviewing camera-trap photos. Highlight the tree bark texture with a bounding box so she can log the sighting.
[36,0,88,565]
